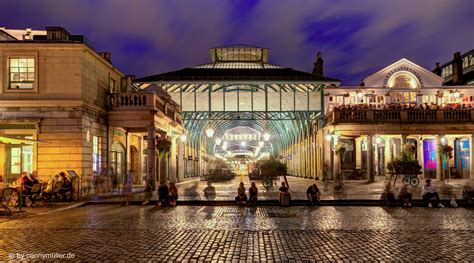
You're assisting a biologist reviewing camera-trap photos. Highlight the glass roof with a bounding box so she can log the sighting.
[209,44,269,63]
[191,62,283,69]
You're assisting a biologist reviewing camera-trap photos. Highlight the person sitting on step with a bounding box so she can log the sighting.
[169,183,178,206]
[249,182,258,206]
[306,184,320,206]
[279,182,291,206]
[398,184,412,208]
[422,179,444,208]
[235,182,247,204]
[382,183,396,206]
[462,181,474,202]
[157,182,169,206]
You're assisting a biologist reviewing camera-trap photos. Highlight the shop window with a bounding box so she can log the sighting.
[8,58,35,90]
[423,139,437,179]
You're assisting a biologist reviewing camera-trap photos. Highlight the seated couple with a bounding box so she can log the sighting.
[235,182,258,205]
[157,182,178,206]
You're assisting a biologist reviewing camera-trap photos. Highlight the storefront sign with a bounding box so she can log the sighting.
[382,66,424,88]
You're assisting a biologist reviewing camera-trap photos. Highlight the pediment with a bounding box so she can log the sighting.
[363,58,444,88]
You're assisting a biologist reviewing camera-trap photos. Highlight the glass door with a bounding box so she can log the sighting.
[7,144,33,185]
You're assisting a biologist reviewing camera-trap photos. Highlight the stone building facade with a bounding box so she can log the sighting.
[0,27,184,191]
[320,57,474,182]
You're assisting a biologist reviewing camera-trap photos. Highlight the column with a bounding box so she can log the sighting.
[384,137,392,174]
[355,137,362,168]
[418,136,425,179]
[169,137,178,183]
[146,126,156,191]
[178,140,185,182]
[367,135,374,183]
[435,135,443,181]
[401,134,407,146]
[470,134,474,180]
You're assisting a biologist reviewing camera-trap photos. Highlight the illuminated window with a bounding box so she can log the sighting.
[388,73,419,89]
[8,58,35,90]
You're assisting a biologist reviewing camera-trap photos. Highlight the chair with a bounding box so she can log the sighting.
[29,184,46,206]
[52,181,64,201]
[1,188,14,215]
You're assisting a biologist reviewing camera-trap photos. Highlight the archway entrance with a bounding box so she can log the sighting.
[111,141,126,186]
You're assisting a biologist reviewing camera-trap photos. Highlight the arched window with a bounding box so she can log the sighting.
[387,72,419,89]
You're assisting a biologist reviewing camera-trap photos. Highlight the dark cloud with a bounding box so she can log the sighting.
[1,0,472,84]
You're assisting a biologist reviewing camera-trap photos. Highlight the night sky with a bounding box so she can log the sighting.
[1,0,473,84]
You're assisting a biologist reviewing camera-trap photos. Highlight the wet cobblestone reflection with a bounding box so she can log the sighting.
[0,205,473,261]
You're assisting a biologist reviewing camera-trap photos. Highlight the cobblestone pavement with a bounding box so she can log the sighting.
[0,205,473,261]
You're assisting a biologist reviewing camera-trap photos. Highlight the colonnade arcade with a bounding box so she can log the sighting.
[136,82,331,180]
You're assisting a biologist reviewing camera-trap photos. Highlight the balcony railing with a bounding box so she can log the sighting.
[109,93,154,110]
[325,108,474,125]
[108,93,182,124]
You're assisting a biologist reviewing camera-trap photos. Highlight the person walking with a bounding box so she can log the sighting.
[124,170,133,206]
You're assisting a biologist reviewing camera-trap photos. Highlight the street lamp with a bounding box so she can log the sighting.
[453,89,461,99]
[180,134,187,142]
[215,138,222,145]
[375,136,383,145]
[258,141,264,147]
[241,141,247,147]
[325,134,332,142]
[205,127,214,138]
[263,133,270,141]
[441,137,448,145]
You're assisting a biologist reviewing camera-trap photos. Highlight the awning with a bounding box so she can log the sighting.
[0,135,48,144]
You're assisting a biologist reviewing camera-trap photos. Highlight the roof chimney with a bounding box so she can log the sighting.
[433,62,442,76]
[312,52,324,76]
[99,52,112,63]
[452,52,464,85]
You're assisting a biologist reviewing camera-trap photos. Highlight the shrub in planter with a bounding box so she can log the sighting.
[387,143,422,174]
[257,157,287,176]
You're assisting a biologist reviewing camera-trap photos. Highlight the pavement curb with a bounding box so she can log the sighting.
[83,199,474,207]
